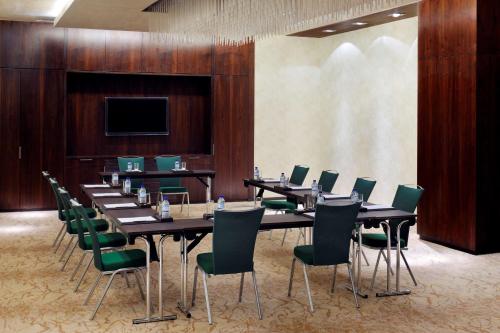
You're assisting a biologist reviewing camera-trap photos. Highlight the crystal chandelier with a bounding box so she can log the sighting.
[146,0,418,45]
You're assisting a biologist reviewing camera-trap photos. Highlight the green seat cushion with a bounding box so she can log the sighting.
[294,245,314,265]
[101,249,147,271]
[361,233,406,248]
[68,219,109,234]
[197,252,215,275]
[261,200,296,211]
[83,232,127,250]
[159,186,188,194]
[59,207,97,221]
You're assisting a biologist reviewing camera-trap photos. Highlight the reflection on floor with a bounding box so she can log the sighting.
[1,202,499,333]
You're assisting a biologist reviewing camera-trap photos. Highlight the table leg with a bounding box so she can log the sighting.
[395,221,411,295]
[177,235,192,317]
[254,186,257,207]
[355,225,368,298]
[206,177,212,210]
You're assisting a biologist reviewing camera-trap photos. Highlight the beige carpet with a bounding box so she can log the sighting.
[1,202,499,333]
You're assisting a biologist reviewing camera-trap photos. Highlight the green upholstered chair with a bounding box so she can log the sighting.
[191,208,265,324]
[288,201,361,312]
[362,185,424,289]
[48,178,98,254]
[261,165,310,212]
[352,177,377,201]
[155,156,190,215]
[70,199,147,320]
[117,156,144,193]
[317,170,339,193]
[58,189,127,292]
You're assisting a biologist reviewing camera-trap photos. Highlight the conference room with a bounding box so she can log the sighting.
[0,0,498,332]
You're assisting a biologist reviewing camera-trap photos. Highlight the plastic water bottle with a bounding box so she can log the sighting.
[217,195,225,210]
[112,172,119,186]
[350,190,359,202]
[254,167,260,180]
[279,173,286,187]
[161,195,170,219]
[317,189,325,204]
[311,180,318,197]
[138,184,147,204]
[174,160,180,170]
[124,177,131,194]
[127,161,132,171]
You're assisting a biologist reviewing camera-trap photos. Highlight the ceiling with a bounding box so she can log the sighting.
[0,0,63,21]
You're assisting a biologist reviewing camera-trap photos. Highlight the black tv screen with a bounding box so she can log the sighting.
[105,97,169,136]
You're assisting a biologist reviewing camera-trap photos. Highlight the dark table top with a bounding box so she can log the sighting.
[99,170,216,179]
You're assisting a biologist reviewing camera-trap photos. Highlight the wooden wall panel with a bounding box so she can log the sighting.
[0,21,22,68]
[0,69,20,210]
[67,28,106,71]
[105,30,143,72]
[214,43,253,75]
[173,45,213,75]
[141,33,175,73]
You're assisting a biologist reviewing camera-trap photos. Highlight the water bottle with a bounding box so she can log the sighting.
[112,172,119,186]
[311,180,318,197]
[217,195,225,210]
[350,190,359,202]
[317,189,325,204]
[279,173,286,187]
[161,195,170,219]
[138,184,147,204]
[254,167,260,180]
[174,160,180,170]
[127,161,132,171]
[124,177,131,194]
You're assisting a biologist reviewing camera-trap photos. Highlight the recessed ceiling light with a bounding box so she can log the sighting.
[323,29,336,33]
[389,12,406,18]
[353,22,367,26]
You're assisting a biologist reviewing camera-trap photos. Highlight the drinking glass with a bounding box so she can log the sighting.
[133,162,139,171]
[181,161,187,170]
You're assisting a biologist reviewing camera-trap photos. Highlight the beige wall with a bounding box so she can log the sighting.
[255,17,418,203]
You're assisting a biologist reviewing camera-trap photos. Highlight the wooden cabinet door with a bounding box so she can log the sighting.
[0,69,20,210]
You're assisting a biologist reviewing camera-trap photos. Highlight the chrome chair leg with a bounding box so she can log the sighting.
[302,263,314,312]
[90,271,118,320]
[191,266,198,306]
[370,249,382,290]
[52,224,65,247]
[61,239,78,271]
[59,236,74,262]
[381,250,394,275]
[54,231,66,253]
[75,256,93,292]
[268,230,273,240]
[236,272,244,303]
[400,251,417,286]
[281,229,289,246]
[84,272,103,305]
[201,270,212,325]
[181,193,185,212]
[331,265,337,293]
[287,257,296,297]
[133,270,145,301]
[361,249,370,266]
[122,271,131,288]
[347,264,360,308]
[70,252,87,281]
[186,192,190,216]
[252,270,263,320]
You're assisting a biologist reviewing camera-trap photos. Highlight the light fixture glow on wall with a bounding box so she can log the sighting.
[389,12,406,18]
[48,0,73,18]
[323,29,337,33]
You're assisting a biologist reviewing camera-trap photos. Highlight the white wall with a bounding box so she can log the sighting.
[255,17,418,203]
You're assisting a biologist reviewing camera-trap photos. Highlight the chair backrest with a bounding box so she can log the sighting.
[42,170,50,180]
[117,156,144,189]
[155,156,181,188]
[386,185,424,247]
[352,177,376,201]
[58,188,87,249]
[212,208,265,275]
[318,170,339,193]
[70,198,105,271]
[312,201,361,266]
[290,165,309,186]
[48,178,66,221]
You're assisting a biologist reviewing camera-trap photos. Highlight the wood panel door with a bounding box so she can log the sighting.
[0,69,21,210]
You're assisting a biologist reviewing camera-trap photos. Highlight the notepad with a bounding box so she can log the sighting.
[118,216,157,223]
[304,212,315,218]
[104,203,137,209]
[323,194,350,199]
[172,168,188,172]
[92,193,122,197]
[259,178,280,183]
[84,184,110,188]
[364,204,394,211]
[125,169,142,173]
[287,186,312,190]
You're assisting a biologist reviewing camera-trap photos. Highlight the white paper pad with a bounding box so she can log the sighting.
[323,194,350,199]
[92,193,122,197]
[172,168,188,171]
[365,204,394,210]
[104,203,137,209]
[304,212,315,218]
[125,169,142,173]
[287,186,312,190]
[259,178,280,183]
[118,216,157,223]
[84,184,110,188]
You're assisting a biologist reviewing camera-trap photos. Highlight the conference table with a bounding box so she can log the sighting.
[82,184,416,323]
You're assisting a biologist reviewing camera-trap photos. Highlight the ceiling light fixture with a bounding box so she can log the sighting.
[352,22,368,26]
[389,12,405,18]
[323,29,336,33]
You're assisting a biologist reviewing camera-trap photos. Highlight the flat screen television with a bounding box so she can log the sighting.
[105,97,169,136]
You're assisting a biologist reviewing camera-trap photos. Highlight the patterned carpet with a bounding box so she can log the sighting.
[1,202,499,333]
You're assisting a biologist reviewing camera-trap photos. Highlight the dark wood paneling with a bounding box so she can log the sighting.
[0,69,20,210]
[67,28,106,71]
[0,21,22,68]
[173,44,213,75]
[66,72,212,157]
[214,44,253,75]
[105,30,143,72]
[477,0,500,55]
[141,33,175,73]
[65,158,104,207]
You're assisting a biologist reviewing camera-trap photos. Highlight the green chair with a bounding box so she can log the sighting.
[191,208,265,324]
[352,177,377,201]
[317,170,339,193]
[362,185,424,289]
[155,156,190,215]
[288,201,361,312]
[70,199,147,320]
[48,178,99,254]
[58,188,127,292]
[117,156,144,193]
